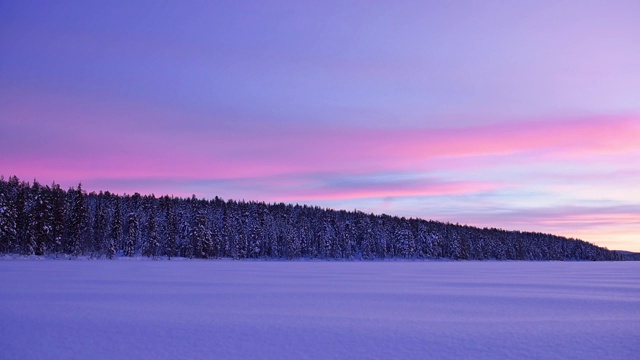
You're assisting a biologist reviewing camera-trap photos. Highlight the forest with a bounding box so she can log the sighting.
[0,176,634,261]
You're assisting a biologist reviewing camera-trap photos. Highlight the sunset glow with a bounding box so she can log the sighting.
[1,1,638,251]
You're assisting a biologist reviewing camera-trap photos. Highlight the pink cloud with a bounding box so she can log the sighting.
[537,212,640,228]
[276,180,502,202]
[3,89,638,184]
[2,91,638,215]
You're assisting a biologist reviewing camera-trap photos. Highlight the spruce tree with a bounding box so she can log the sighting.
[31,181,54,256]
[163,199,178,259]
[143,203,159,258]
[106,199,122,259]
[50,183,67,255]
[125,212,138,257]
[0,186,18,254]
[124,212,139,257]
[67,183,88,257]
[190,208,212,258]
[92,195,108,258]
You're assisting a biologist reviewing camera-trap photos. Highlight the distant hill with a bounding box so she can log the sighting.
[0,175,629,261]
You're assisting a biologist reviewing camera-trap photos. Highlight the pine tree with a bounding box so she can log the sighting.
[177,207,192,258]
[395,221,415,259]
[14,181,30,254]
[0,185,18,254]
[235,204,249,259]
[125,212,138,257]
[105,198,122,259]
[258,205,275,258]
[356,215,373,259]
[67,183,88,256]
[91,195,108,258]
[50,183,66,255]
[190,208,212,258]
[33,181,54,256]
[222,205,236,258]
[161,197,178,259]
[143,203,159,258]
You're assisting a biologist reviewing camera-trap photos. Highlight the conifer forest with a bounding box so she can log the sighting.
[0,176,633,261]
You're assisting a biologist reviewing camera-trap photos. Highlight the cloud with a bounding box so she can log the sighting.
[444,205,640,251]
[2,91,638,192]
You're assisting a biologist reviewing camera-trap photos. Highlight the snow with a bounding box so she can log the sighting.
[1,260,638,359]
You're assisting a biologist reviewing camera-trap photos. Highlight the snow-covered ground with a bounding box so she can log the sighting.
[1,259,638,359]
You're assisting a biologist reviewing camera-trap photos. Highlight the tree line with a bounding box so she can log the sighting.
[0,175,635,260]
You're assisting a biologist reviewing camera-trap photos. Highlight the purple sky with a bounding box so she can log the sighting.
[1,1,639,251]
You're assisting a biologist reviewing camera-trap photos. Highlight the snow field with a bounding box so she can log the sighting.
[1,260,639,359]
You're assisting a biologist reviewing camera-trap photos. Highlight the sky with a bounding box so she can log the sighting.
[1,1,639,252]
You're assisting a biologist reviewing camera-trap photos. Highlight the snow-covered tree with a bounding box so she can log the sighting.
[67,183,88,257]
[125,212,138,257]
[161,196,178,259]
[0,175,628,261]
[190,207,213,259]
[91,194,108,258]
[105,198,122,259]
[143,202,159,258]
[0,179,18,254]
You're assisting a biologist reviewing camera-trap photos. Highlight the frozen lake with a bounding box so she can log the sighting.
[1,260,638,359]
